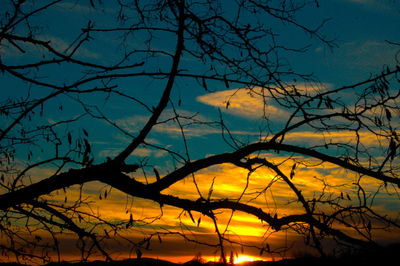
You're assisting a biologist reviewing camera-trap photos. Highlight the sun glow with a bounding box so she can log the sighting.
[234,255,255,264]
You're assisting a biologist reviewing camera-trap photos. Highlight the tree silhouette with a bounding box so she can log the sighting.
[1,0,399,264]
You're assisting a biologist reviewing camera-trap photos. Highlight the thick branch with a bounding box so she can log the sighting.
[0,162,132,210]
[150,142,399,191]
[102,173,377,249]
[2,140,396,211]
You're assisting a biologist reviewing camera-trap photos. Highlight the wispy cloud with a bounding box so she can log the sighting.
[197,87,289,120]
[153,124,259,137]
[55,2,96,13]
[54,1,115,14]
[343,0,400,11]
[44,35,101,59]
[282,130,390,147]
[1,35,101,60]
[197,84,330,120]
[98,145,168,159]
[346,0,375,4]
[316,39,398,72]
[342,40,397,68]
[115,110,259,139]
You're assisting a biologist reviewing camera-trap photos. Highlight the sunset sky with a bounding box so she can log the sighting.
[1,0,400,264]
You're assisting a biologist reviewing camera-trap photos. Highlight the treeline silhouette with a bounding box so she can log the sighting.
[1,243,399,266]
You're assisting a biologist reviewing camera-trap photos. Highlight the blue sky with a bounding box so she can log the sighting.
[1,0,400,263]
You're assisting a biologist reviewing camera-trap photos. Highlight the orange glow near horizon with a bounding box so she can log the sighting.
[234,255,255,264]
[7,149,400,263]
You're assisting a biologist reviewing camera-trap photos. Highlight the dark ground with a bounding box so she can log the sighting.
[0,256,395,266]
[1,243,399,266]
[0,255,395,266]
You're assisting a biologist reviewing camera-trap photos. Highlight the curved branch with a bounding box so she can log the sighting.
[2,141,397,211]
[150,142,399,191]
[113,0,186,163]
[101,173,377,249]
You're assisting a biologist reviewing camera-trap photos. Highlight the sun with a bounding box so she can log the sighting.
[234,255,255,264]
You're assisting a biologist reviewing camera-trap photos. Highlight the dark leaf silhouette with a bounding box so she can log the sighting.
[0,0,399,264]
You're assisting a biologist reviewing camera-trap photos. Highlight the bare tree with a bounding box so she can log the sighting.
[1,0,399,264]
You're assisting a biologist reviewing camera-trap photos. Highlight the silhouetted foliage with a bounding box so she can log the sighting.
[1,0,399,264]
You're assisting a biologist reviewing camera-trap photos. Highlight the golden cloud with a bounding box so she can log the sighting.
[197,84,331,120]
[10,138,398,262]
[282,130,390,147]
[197,88,288,120]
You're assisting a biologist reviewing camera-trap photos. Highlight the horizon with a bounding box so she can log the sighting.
[1,0,399,264]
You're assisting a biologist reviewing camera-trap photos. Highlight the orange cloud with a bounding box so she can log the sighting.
[9,143,399,263]
[197,88,288,120]
[282,130,390,147]
[196,84,331,120]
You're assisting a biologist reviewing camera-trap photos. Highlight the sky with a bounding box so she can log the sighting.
[1,0,400,264]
